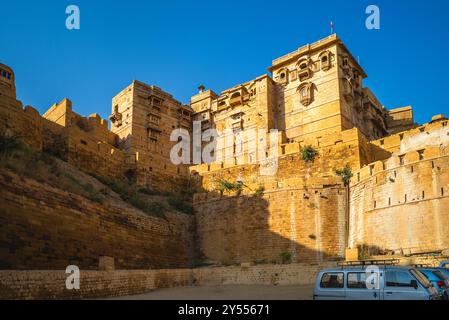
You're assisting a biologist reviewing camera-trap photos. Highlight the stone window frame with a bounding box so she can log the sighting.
[276,67,289,85]
[319,50,332,71]
[296,57,312,81]
[297,82,314,106]
[229,91,242,106]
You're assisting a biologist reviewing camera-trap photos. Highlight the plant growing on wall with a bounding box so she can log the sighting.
[216,179,244,195]
[255,185,265,196]
[280,251,292,264]
[0,133,22,157]
[335,165,353,186]
[300,145,318,162]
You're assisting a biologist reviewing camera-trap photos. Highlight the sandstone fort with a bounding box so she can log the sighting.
[0,35,448,298]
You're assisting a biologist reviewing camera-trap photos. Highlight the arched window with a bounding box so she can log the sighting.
[277,68,288,84]
[319,50,331,71]
[297,58,311,81]
[298,82,313,106]
[229,91,242,106]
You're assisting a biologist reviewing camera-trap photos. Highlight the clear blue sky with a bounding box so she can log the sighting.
[1,0,448,125]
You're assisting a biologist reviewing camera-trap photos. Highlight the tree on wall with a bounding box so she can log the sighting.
[300,145,319,162]
[215,179,244,196]
[335,165,353,187]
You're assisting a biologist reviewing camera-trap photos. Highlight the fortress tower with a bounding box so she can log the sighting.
[189,35,417,167]
[268,34,416,143]
[0,63,16,99]
[109,81,193,189]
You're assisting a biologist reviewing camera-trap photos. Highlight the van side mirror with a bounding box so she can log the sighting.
[411,280,418,290]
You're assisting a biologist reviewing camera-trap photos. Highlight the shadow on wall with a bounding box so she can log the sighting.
[194,190,346,266]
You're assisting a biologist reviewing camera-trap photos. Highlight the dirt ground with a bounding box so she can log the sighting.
[110,284,315,300]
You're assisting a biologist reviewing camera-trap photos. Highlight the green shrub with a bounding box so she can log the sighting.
[138,187,161,196]
[129,194,147,211]
[335,164,353,186]
[146,202,165,217]
[88,192,106,203]
[83,183,94,193]
[91,174,134,200]
[300,145,319,162]
[216,179,244,195]
[0,134,22,156]
[128,194,166,217]
[280,251,292,264]
[255,185,265,196]
[168,195,194,215]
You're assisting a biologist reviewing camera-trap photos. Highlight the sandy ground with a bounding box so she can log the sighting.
[109,284,314,300]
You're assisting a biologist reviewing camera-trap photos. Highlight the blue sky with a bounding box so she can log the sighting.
[1,0,448,125]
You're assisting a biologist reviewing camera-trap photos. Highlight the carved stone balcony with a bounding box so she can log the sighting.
[297,67,312,82]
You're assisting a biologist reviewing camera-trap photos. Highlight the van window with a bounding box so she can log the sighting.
[347,272,367,289]
[320,273,344,288]
[410,269,432,288]
[386,270,415,287]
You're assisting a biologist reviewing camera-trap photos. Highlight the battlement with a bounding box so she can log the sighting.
[371,115,448,155]
[270,34,339,68]
[269,34,366,77]
[352,145,448,186]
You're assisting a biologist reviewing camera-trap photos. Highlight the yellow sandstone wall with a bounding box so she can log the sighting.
[349,124,449,255]
[0,169,194,270]
[191,128,371,264]
[0,262,335,299]
[194,187,347,265]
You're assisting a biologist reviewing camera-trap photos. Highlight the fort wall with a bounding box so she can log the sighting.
[193,187,347,265]
[0,262,335,299]
[349,142,449,255]
[0,169,194,270]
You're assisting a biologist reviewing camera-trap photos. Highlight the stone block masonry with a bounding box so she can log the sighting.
[0,169,194,270]
[0,262,335,299]
[194,187,347,265]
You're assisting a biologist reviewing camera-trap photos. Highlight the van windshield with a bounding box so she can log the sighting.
[410,268,432,288]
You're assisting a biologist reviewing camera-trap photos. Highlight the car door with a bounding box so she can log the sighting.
[346,271,380,300]
[383,269,426,300]
[317,272,345,300]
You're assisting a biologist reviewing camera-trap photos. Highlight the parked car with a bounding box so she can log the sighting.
[419,268,449,300]
[313,266,439,300]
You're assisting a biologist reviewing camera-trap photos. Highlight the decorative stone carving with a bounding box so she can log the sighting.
[229,92,242,106]
[109,105,123,127]
[296,57,312,81]
[276,68,288,85]
[319,50,332,71]
[341,77,354,102]
[297,82,314,106]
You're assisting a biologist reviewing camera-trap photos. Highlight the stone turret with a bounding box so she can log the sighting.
[0,63,16,99]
